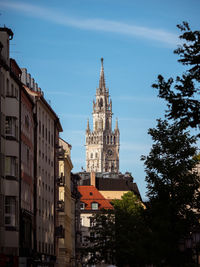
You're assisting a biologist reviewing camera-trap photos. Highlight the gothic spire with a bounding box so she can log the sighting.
[99,57,106,90]
[115,117,119,131]
[86,118,90,133]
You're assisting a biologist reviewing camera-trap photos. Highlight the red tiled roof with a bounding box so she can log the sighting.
[78,185,113,210]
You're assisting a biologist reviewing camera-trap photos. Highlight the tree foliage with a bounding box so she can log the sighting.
[113,192,148,267]
[81,209,115,265]
[82,192,147,267]
[142,21,200,266]
[152,22,200,130]
[142,119,200,266]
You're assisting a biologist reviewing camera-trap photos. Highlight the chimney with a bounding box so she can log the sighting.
[90,172,96,187]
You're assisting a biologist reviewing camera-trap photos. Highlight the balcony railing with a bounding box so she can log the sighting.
[57,175,65,186]
[55,225,65,238]
[57,200,65,212]
[58,146,65,160]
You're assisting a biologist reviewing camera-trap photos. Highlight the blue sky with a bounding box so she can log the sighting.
[1,0,200,200]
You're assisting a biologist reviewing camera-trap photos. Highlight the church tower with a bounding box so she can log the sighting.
[86,58,120,173]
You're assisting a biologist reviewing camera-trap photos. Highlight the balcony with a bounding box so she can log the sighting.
[55,225,65,238]
[57,200,65,212]
[57,174,65,186]
[58,146,65,160]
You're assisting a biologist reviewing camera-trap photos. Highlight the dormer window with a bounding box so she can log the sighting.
[91,202,98,210]
[80,202,85,210]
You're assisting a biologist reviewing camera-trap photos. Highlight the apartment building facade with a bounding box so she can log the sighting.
[0,27,21,266]
[20,86,35,264]
[21,70,63,266]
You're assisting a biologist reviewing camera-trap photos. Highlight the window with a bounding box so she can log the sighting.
[42,124,44,138]
[91,153,93,159]
[15,88,18,99]
[80,202,85,210]
[0,71,5,97]
[25,115,29,129]
[27,148,29,164]
[5,196,16,227]
[0,153,5,177]
[6,80,17,97]
[39,120,41,134]
[5,156,18,178]
[1,112,5,136]
[6,78,9,96]
[107,136,109,144]
[11,84,14,96]
[5,116,18,139]
[91,202,98,210]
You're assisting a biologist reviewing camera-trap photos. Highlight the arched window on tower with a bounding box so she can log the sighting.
[114,136,116,144]
[99,98,103,109]
[106,118,109,129]
[110,136,113,144]
[107,136,109,144]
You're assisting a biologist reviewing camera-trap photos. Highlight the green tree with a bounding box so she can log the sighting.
[142,119,200,266]
[82,192,147,267]
[82,209,115,266]
[152,22,200,130]
[141,22,200,266]
[113,192,149,267]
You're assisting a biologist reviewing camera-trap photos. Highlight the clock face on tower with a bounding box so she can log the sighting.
[107,149,113,156]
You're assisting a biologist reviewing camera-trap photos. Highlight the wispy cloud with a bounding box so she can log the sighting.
[0,1,179,46]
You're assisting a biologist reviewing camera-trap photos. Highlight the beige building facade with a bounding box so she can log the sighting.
[57,137,73,267]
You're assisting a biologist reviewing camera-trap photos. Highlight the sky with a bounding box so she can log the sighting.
[1,0,200,200]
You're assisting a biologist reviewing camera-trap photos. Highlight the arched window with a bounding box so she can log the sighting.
[110,136,113,144]
[106,118,109,129]
[114,136,116,144]
[99,98,103,108]
[107,136,109,144]
[91,153,93,159]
